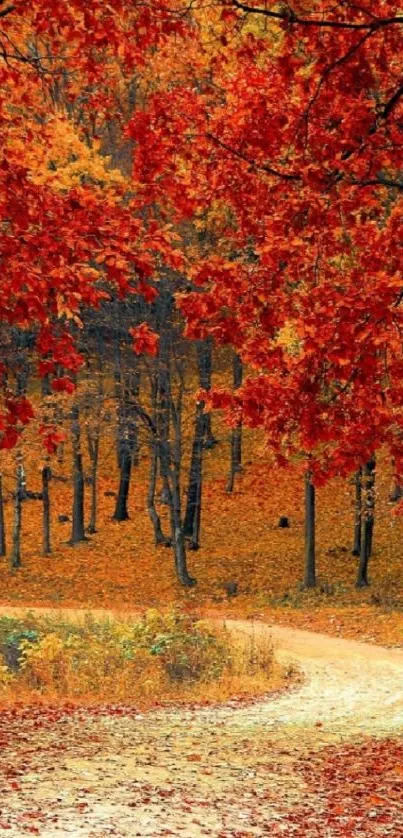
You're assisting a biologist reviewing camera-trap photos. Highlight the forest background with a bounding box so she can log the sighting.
[1,0,403,648]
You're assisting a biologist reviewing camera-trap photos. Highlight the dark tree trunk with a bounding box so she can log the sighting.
[169,373,196,587]
[127,368,141,467]
[356,457,376,588]
[352,467,362,556]
[42,465,51,555]
[11,461,25,568]
[388,458,403,502]
[196,339,217,449]
[86,429,100,533]
[147,381,170,546]
[41,373,52,397]
[170,472,195,586]
[71,406,86,544]
[86,328,104,534]
[147,442,171,546]
[226,352,243,494]
[113,437,132,521]
[0,474,6,557]
[183,399,205,550]
[304,471,316,588]
[156,289,195,586]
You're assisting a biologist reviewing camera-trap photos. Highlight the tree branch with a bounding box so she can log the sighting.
[207,133,300,181]
[350,176,403,190]
[380,83,403,119]
[0,5,14,18]
[230,0,403,31]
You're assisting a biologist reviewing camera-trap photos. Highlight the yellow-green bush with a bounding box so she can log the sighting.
[0,610,247,702]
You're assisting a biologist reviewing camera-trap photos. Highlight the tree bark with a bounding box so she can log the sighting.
[156,289,195,586]
[113,437,132,521]
[226,352,243,493]
[356,457,376,588]
[42,465,51,555]
[71,406,86,544]
[352,467,362,556]
[147,380,170,546]
[304,470,316,588]
[11,460,25,568]
[196,339,217,449]
[183,399,205,549]
[0,474,6,557]
[86,428,100,533]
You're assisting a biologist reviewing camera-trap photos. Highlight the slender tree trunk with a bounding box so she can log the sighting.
[86,429,100,533]
[226,352,243,493]
[147,441,171,545]
[304,470,316,588]
[0,474,6,557]
[183,398,205,549]
[352,467,362,556]
[113,437,132,521]
[170,471,195,586]
[71,406,86,544]
[127,368,141,467]
[170,365,196,587]
[11,461,25,568]
[196,339,217,449]
[156,289,195,586]
[42,465,51,555]
[388,457,403,502]
[147,380,170,545]
[356,457,376,588]
[161,447,195,587]
[86,334,104,535]
[41,373,52,397]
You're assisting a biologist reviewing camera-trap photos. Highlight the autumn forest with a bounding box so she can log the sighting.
[1,1,403,836]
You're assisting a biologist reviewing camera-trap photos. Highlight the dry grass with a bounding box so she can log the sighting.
[0,610,290,708]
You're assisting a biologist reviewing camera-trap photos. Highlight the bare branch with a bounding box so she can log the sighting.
[230,0,403,31]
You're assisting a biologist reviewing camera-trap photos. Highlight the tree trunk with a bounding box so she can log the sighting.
[41,373,52,397]
[352,467,362,556]
[86,429,100,533]
[169,367,196,587]
[113,437,131,521]
[127,368,141,467]
[196,339,217,449]
[147,440,171,546]
[226,352,243,493]
[356,457,376,588]
[42,465,51,555]
[11,461,25,568]
[156,289,195,586]
[183,399,205,549]
[170,472,195,587]
[388,458,403,502]
[0,474,6,557]
[71,406,86,544]
[304,471,316,588]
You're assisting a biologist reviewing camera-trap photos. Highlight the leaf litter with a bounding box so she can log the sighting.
[0,617,402,836]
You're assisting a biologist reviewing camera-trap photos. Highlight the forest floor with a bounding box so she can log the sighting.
[2,373,403,648]
[0,614,403,836]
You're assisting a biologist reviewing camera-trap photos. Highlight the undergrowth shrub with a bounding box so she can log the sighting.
[0,610,281,704]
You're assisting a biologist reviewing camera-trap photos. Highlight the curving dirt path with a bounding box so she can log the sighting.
[0,613,403,836]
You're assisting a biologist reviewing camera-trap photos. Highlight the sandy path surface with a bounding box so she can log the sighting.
[0,611,402,836]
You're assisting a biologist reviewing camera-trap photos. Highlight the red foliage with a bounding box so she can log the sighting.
[130,1,403,481]
[130,323,160,357]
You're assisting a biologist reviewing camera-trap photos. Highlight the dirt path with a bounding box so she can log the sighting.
[1,612,403,836]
